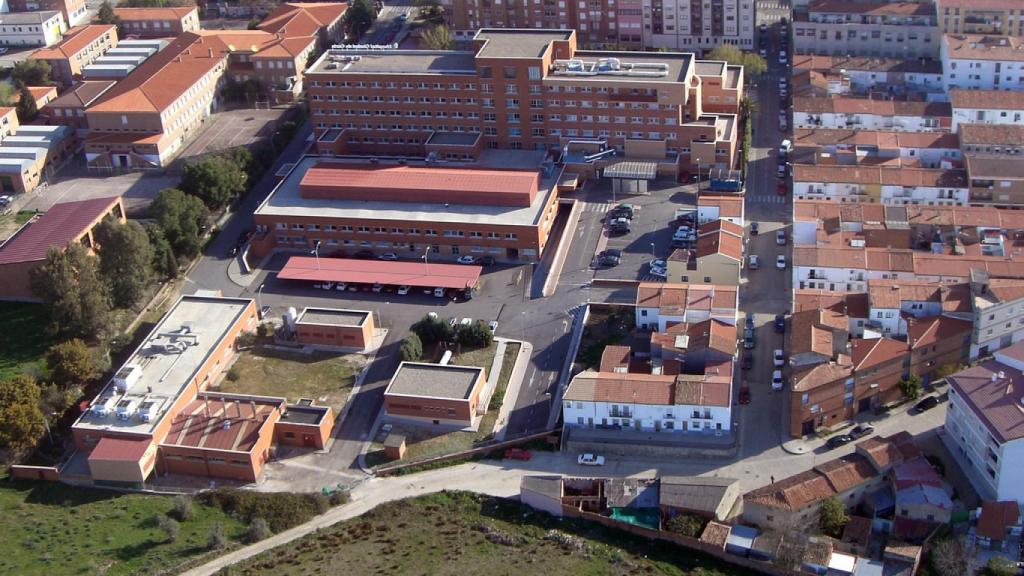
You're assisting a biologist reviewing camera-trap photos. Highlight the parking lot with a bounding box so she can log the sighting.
[174,106,294,166]
[585,177,698,282]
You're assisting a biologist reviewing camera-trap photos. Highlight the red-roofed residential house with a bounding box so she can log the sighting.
[0,196,124,301]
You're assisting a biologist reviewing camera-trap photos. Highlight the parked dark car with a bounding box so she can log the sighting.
[913,396,939,413]
[745,313,755,330]
[750,222,759,235]
[774,314,786,333]
[825,435,853,450]
[738,386,751,405]
[598,248,621,267]
[480,255,496,266]
[610,203,636,219]
[743,329,755,350]
[609,219,631,235]
[742,354,753,370]
[848,425,875,439]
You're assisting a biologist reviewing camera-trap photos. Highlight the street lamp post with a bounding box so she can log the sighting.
[311,240,321,270]
[257,283,265,319]
[423,246,431,277]
[650,242,656,259]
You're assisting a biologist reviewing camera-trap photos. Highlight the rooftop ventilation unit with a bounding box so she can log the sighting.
[116,397,139,420]
[91,395,118,418]
[114,364,142,392]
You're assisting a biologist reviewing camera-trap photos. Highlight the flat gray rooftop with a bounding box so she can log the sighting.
[280,405,328,425]
[254,153,560,227]
[548,51,692,84]
[310,50,476,75]
[474,29,573,59]
[297,307,369,326]
[73,296,252,436]
[386,362,483,400]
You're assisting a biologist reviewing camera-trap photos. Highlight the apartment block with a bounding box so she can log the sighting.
[306,28,744,175]
[0,10,66,47]
[950,89,1024,130]
[944,343,1024,502]
[793,96,952,133]
[941,34,1024,92]
[969,271,1024,358]
[792,165,968,206]
[442,0,754,51]
[793,0,938,59]
[250,153,561,263]
[792,55,944,96]
[791,129,961,169]
[113,6,199,38]
[30,24,117,87]
[8,0,87,27]
[936,0,1024,36]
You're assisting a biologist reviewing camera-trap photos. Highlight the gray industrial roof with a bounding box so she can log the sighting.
[310,50,477,75]
[385,362,484,400]
[474,29,573,59]
[297,307,369,327]
[659,476,739,515]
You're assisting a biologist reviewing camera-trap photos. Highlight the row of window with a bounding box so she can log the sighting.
[276,223,519,240]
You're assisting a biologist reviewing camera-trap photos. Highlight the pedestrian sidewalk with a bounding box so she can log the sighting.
[493,339,533,441]
[780,398,947,455]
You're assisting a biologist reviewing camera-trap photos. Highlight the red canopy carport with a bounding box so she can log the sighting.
[277,256,482,290]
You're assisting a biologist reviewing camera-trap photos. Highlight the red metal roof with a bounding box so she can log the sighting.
[88,436,151,462]
[278,256,482,290]
[0,197,120,265]
[299,164,539,207]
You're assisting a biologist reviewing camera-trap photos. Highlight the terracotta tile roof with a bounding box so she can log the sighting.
[674,376,731,408]
[843,515,873,546]
[695,224,743,261]
[564,371,676,405]
[808,0,934,16]
[46,80,116,108]
[938,0,1020,8]
[87,436,151,462]
[599,345,631,372]
[688,319,737,357]
[792,54,942,75]
[164,394,281,452]
[744,453,877,511]
[855,432,921,472]
[31,24,115,60]
[635,282,738,315]
[700,521,731,549]
[907,315,972,349]
[794,96,951,117]
[793,245,866,268]
[113,6,196,21]
[792,361,852,391]
[950,89,1024,110]
[944,34,1024,62]
[697,193,744,217]
[868,280,969,310]
[959,123,1024,147]
[892,457,943,490]
[947,359,1024,442]
[0,197,120,265]
[259,2,348,37]
[977,501,1020,540]
[793,290,869,318]
[987,279,1024,304]
[197,29,314,59]
[697,218,744,237]
[793,165,967,188]
[852,337,907,371]
[793,128,959,150]
[88,33,227,113]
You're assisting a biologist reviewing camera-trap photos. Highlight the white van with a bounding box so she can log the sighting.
[433,287,446,297]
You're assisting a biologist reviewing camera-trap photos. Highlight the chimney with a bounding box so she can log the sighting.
[992,372,999,382]
[208,48,213,58]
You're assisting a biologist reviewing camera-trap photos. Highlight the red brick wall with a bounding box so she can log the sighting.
[295,322,370,349]
[275,409,334,450]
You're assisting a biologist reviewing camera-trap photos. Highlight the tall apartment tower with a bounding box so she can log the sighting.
[442,0,753,51]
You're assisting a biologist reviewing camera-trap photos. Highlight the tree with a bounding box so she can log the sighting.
[706,45,766,79]
[170,495,194,521]
[245,517,272,543]
[345,0,377,39]
[0,83,15,107]
[46,339,99,389]
[39,382,78,419]
[411,314,453,345]
[29,244,112,340]
[0,375,45,451]
[180,155,248,209]
[458,320,493,348]
[11,59,52,87]
[157,516,180,543]
[929,539,966,576]
[94,219,154,308]
[818,496,849,536]
[15,84,38,123]
[207,523,229,550]
[417,0,446,24]
[898,374,922,401]
[935,363,963,380]
[420,24,453,50]
[665,513,705,538]
[150,188,209,258]
[145,223,179,280]
[985,556,1018,576]
[400,332,423,361]
[96,0,123,34]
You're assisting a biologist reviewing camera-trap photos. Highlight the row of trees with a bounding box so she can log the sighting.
[0,59,53,122]
[401,314,494,361]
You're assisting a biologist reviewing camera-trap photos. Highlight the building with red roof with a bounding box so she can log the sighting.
[113,6,200,38]
[251,153,562,263]
[30,24,117,87]
[0,196,123,302]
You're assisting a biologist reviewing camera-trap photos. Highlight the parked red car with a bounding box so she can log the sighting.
[738,386,751,405]
[777,181,788,196]
[504,448,532,461]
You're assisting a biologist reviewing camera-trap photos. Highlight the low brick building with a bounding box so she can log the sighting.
[295,307,375,351]
[383,362,487,428]
[30,24,117,87]
[275,404,334,450]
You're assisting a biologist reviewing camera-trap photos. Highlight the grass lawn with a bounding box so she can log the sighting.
[229,491,755,576]
[215,349,365,411]
[577,307,635,369]
[366,342,521,468]
[0,303,58,380]
[0,477,246,576]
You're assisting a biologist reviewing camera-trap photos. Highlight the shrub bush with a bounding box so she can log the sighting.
[245,517,272,543]
[196,488,334,533]
[169,495,193,521]
[207,523,228,550]
[226,366,241,382]
[157,515,179,542]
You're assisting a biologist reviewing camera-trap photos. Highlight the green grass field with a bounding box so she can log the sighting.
[0,477,246,576]
[217,350,363,410]
[227,491,754,576]
[0,303,58,380]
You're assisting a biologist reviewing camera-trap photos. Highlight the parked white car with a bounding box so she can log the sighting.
[772,370,784,391]
[748,255,760,270]
[776,255,787,270]
[397,285,411,295]
[578,453,605,466]
[774,349,785,367]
